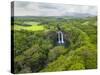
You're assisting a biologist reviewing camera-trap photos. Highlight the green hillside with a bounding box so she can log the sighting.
[12,16,97,73]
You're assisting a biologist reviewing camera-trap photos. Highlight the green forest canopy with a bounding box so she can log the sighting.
[12,16,97,73]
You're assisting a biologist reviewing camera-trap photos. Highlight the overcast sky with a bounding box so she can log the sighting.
[13,1,97,16]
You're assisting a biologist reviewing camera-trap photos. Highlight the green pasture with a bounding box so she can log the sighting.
[14,22,45,31]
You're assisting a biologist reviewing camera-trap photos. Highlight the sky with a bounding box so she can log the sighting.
[13,1,97,16]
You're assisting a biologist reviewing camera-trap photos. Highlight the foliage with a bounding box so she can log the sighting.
[48,46,68,62]
[12,16,97,73]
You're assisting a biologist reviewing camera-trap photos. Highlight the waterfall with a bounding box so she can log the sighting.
[57,31,60,44]
[57,31,64,44]
[61,32,64,44]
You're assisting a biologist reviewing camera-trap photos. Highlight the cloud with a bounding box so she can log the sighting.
[14,1,97,16]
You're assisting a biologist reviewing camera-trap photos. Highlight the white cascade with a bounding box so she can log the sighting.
[61,32,64,44]
[57,31,64,44]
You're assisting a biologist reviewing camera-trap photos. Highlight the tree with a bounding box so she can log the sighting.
[68,63,85,70]
[75,45,97,69]
[48,46,67,62]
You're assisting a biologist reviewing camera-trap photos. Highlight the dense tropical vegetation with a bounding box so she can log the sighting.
[11,16,97,73]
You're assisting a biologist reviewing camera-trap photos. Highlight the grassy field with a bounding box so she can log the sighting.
[14,22,45,31]
[23,21,40,25]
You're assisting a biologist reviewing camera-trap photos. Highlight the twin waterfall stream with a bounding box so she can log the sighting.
[57,31,64,44]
